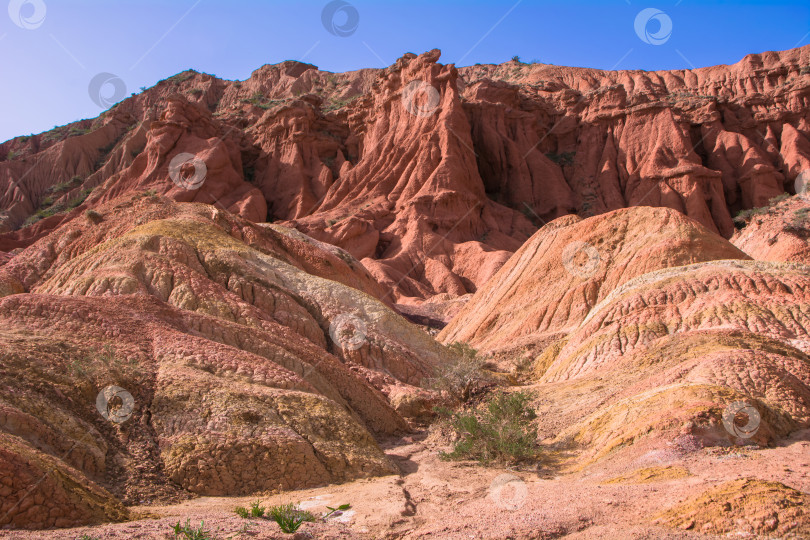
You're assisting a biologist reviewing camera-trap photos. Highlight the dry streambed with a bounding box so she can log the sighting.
[2,429,807,539]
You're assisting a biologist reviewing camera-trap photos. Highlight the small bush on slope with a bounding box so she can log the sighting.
[785,207,810,237]
[440,390,539,464]
[733,193,791,227]
[427,342,492,403]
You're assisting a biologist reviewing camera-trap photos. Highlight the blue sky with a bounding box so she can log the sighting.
[1,0,808,142]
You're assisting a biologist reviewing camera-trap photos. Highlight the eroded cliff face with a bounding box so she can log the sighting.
[2,47,809,302]
[458,50,810,238]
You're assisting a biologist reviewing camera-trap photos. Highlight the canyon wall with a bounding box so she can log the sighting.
[1,46,809,303]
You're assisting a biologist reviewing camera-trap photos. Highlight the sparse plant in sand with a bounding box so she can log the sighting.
[171,519,213,540]
[322,503,351,520]
[267,503,316,533]
[439,390,539,464]
[249,499,265,518]
[230,521,256,537]
[235,500,350,531]
[233,506,249,519]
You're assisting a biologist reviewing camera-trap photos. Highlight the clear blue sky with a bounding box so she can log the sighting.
[1,0,808,142]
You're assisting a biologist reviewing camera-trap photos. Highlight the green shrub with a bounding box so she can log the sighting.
[47,176,83,194]
[27,182,93,225]
[171,519,212,540]
[22,202,64,227]
[267,503,315,533]
[66,188,92,210]
[42,124,91,143]
[168,72,195,84]
[440,390,539,464]
[236,500,348,529]
[43,126,65,142]
[249,500,264,518]
[734,207,760,224]
[65,344,135,384]
[240,92,285,110]
[234,506,249,519]
[134,189,158,200]
[94,139,119,170]
[322,95,360,113]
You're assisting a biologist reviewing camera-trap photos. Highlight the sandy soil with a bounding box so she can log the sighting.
[2,427,808,540]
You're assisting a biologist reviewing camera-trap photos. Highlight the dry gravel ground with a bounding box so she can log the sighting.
[1,428,809,539]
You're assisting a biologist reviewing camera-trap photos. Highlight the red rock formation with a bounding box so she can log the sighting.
[284,50,535,304]
[2,47,808,303]
[96,96,267,222]
[1,48,810,534]
[457,47,810,239]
